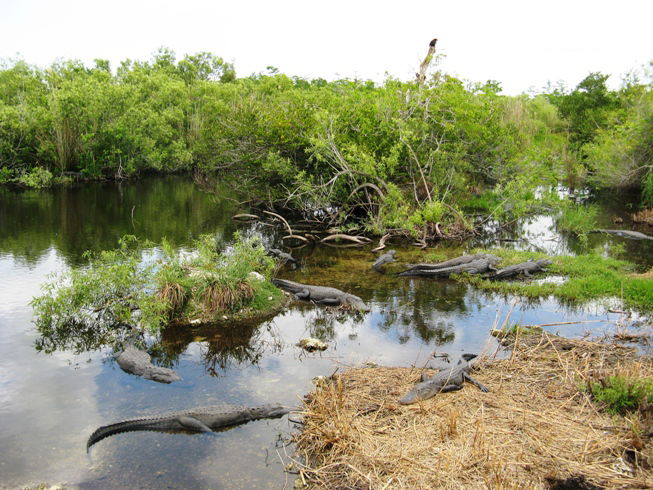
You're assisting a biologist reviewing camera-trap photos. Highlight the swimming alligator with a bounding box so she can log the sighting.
[268,248,299,267]
[115,341,181,384]
[398,354,489,404]
[372,250,396,272]
[272,278,370,311]
[489,258,552,280]
[592,229,653,240]
[87,404,290,449]
[398,255,501,278]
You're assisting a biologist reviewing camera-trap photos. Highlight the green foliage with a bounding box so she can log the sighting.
[31,234,282,345]
[18,167,53,188]
[2,53,652,233]
[556,203,599,236]
[587,376,653,415]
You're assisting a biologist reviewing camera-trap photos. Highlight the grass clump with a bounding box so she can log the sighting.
[587,375,653,415]
[556,203,599,236]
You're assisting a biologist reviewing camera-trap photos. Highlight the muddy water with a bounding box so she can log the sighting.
[0,178,649,488]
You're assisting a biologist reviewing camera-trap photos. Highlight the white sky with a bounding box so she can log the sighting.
[1,0,651,94]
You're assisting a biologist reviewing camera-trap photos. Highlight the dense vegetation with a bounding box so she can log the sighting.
[1,50,652,237]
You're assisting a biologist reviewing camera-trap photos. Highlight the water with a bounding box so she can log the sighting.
[0,177,650,488]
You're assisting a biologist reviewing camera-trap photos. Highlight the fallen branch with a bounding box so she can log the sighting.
[320,234,371,244]
[371,233,391,252]
[232,213,260,221]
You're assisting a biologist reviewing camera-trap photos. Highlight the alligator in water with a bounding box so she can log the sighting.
[399,354,489,404]
[372,250,396,272]
[115,342,181,384]
[87,404,290,449]
[272,278,370,311]
[268,248,299,267]
[592,229,653,240]
[489,258,552,280]
[398,255,501,278]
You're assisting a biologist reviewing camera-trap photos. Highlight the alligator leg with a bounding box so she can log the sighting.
[295,289,310,300]
[463,373,489,392]
[439,384,464,393]
[314,297,340,306]
[177,415,213,432]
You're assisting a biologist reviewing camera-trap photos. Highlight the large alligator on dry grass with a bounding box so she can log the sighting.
[398,254,501,278]
[399,354,489,404]
[272,278,370,311]
[489,258,552,280]
[87,404,290,449]
[592,229,653,240]
[115,341,181,384]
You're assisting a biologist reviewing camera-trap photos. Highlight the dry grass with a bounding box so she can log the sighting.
[158,282,187,319]
[201,281,254,313]
[632,209,653,225]
[293,334,653,489]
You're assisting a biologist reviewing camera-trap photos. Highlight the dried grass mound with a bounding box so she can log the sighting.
[294,334,653,489]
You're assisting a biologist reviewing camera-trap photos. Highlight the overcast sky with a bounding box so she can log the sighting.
[1,0,651,94]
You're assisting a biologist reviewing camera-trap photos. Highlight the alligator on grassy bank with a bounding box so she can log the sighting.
[87,404,291,449]
[399,354,489,404]
[115,341,181,384]
[488,258,553,280]
[398,254,501,278]
[272,278,370,311]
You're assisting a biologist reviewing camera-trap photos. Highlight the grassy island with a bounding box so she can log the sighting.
[31,234,285,349]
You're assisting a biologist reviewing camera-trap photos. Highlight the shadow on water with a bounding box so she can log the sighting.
[1,177,652,488]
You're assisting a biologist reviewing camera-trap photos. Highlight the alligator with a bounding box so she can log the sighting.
[115,342,181,384]
[87,404,290,449]
[592,229,653,240]
[272,278,370,311]
[398,255,501,278]
[399,354,489,404]
[372,249,396,272]
[402,253,498,273]
[489,258,552,280]
[268,248,299,266]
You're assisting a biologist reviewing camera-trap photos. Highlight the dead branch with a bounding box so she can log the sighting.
[371,233,391,252]
[416,38,437,86]
[320,234,371,244]
[232,213,260,221]
[263,210,294,235]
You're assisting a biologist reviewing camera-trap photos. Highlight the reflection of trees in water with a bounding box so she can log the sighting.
[159,321,283,376]
[34,320,130,355]
[0,176,238,267]
[302,308,366,341]
[375,279,464,344]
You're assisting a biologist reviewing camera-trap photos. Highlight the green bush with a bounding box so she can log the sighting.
[587,376,653,415]
[18,167,53,188]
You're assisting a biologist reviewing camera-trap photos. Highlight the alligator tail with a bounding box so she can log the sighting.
[87,418,174,450]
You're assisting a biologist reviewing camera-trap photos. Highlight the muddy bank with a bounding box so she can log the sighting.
[293,333,653,488]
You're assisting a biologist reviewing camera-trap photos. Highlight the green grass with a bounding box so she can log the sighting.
[556,203,599,235]
[464,249,653,311]
[586,376,653,415]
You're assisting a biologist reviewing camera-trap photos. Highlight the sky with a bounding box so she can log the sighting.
[1,0,652,94]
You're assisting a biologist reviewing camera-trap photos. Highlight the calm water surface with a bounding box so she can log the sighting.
[0,177,650,488]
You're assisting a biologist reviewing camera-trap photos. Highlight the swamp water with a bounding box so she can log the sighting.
[0,177,651,488]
